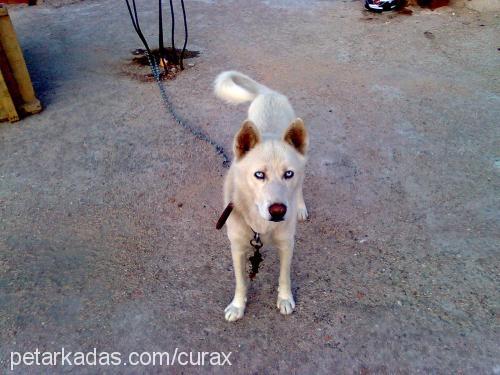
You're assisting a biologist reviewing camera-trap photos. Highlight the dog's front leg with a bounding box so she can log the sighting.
[276,238,295,315]
[296,187,308,222]
[224,242,248,322]
[296,176,308,222]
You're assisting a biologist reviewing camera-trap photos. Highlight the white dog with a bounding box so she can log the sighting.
[214,71,309,321]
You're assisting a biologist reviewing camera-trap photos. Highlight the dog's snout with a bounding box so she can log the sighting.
[268,203,287,221]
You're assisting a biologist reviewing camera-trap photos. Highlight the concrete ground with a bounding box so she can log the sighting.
[1,0,499,373]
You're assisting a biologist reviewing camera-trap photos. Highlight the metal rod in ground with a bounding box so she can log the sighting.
[179,0,188,70]
[124,0,152,55]
[131,0,139,27]
[169,0,178,64]
[159,0,166,71]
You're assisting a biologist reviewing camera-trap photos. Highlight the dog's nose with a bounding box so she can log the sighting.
[268,203,287,221]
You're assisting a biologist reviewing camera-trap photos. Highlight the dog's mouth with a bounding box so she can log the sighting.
[269,217,285,222]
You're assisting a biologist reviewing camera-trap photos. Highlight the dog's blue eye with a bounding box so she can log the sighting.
[284,170,294,179]
[254,171,265,180]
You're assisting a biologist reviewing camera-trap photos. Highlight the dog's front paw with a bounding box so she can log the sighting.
[277,296,295,315]
[224,302,245,322]
[297,205,308,222]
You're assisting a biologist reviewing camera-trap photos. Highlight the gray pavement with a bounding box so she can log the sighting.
[0,0,499,373]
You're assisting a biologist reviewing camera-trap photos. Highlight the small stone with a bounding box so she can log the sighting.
[424,31,435,39]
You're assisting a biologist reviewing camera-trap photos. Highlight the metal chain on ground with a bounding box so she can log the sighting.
[124,0,231,168]
[145,52,231,168]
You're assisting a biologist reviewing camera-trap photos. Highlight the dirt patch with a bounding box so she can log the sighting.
[406,0,450,9]
[415,0,450,9]
[122,47,200,82]
[397,7,413,14]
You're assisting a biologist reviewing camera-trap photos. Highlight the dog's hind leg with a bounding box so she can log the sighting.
[224,242,248,322]
[276,238,296,315]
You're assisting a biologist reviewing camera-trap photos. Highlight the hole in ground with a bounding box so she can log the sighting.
[123,47,200,82]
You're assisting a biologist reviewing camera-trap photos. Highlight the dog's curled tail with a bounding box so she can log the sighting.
[214,71,273,105]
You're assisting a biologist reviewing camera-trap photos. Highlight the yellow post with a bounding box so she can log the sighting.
[0,66,18,122]
[0,4,41,122]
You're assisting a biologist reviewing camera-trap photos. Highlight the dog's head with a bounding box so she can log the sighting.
[233,118,308,222]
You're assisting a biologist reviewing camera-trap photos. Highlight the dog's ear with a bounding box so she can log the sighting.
[233,120,261,160]
[283,118,308,155]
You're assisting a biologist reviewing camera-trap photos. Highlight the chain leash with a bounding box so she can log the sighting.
[144,52,231,168]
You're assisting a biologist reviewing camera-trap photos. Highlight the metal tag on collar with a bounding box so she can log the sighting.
[250,231,263,250]
[249,230,263,280]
